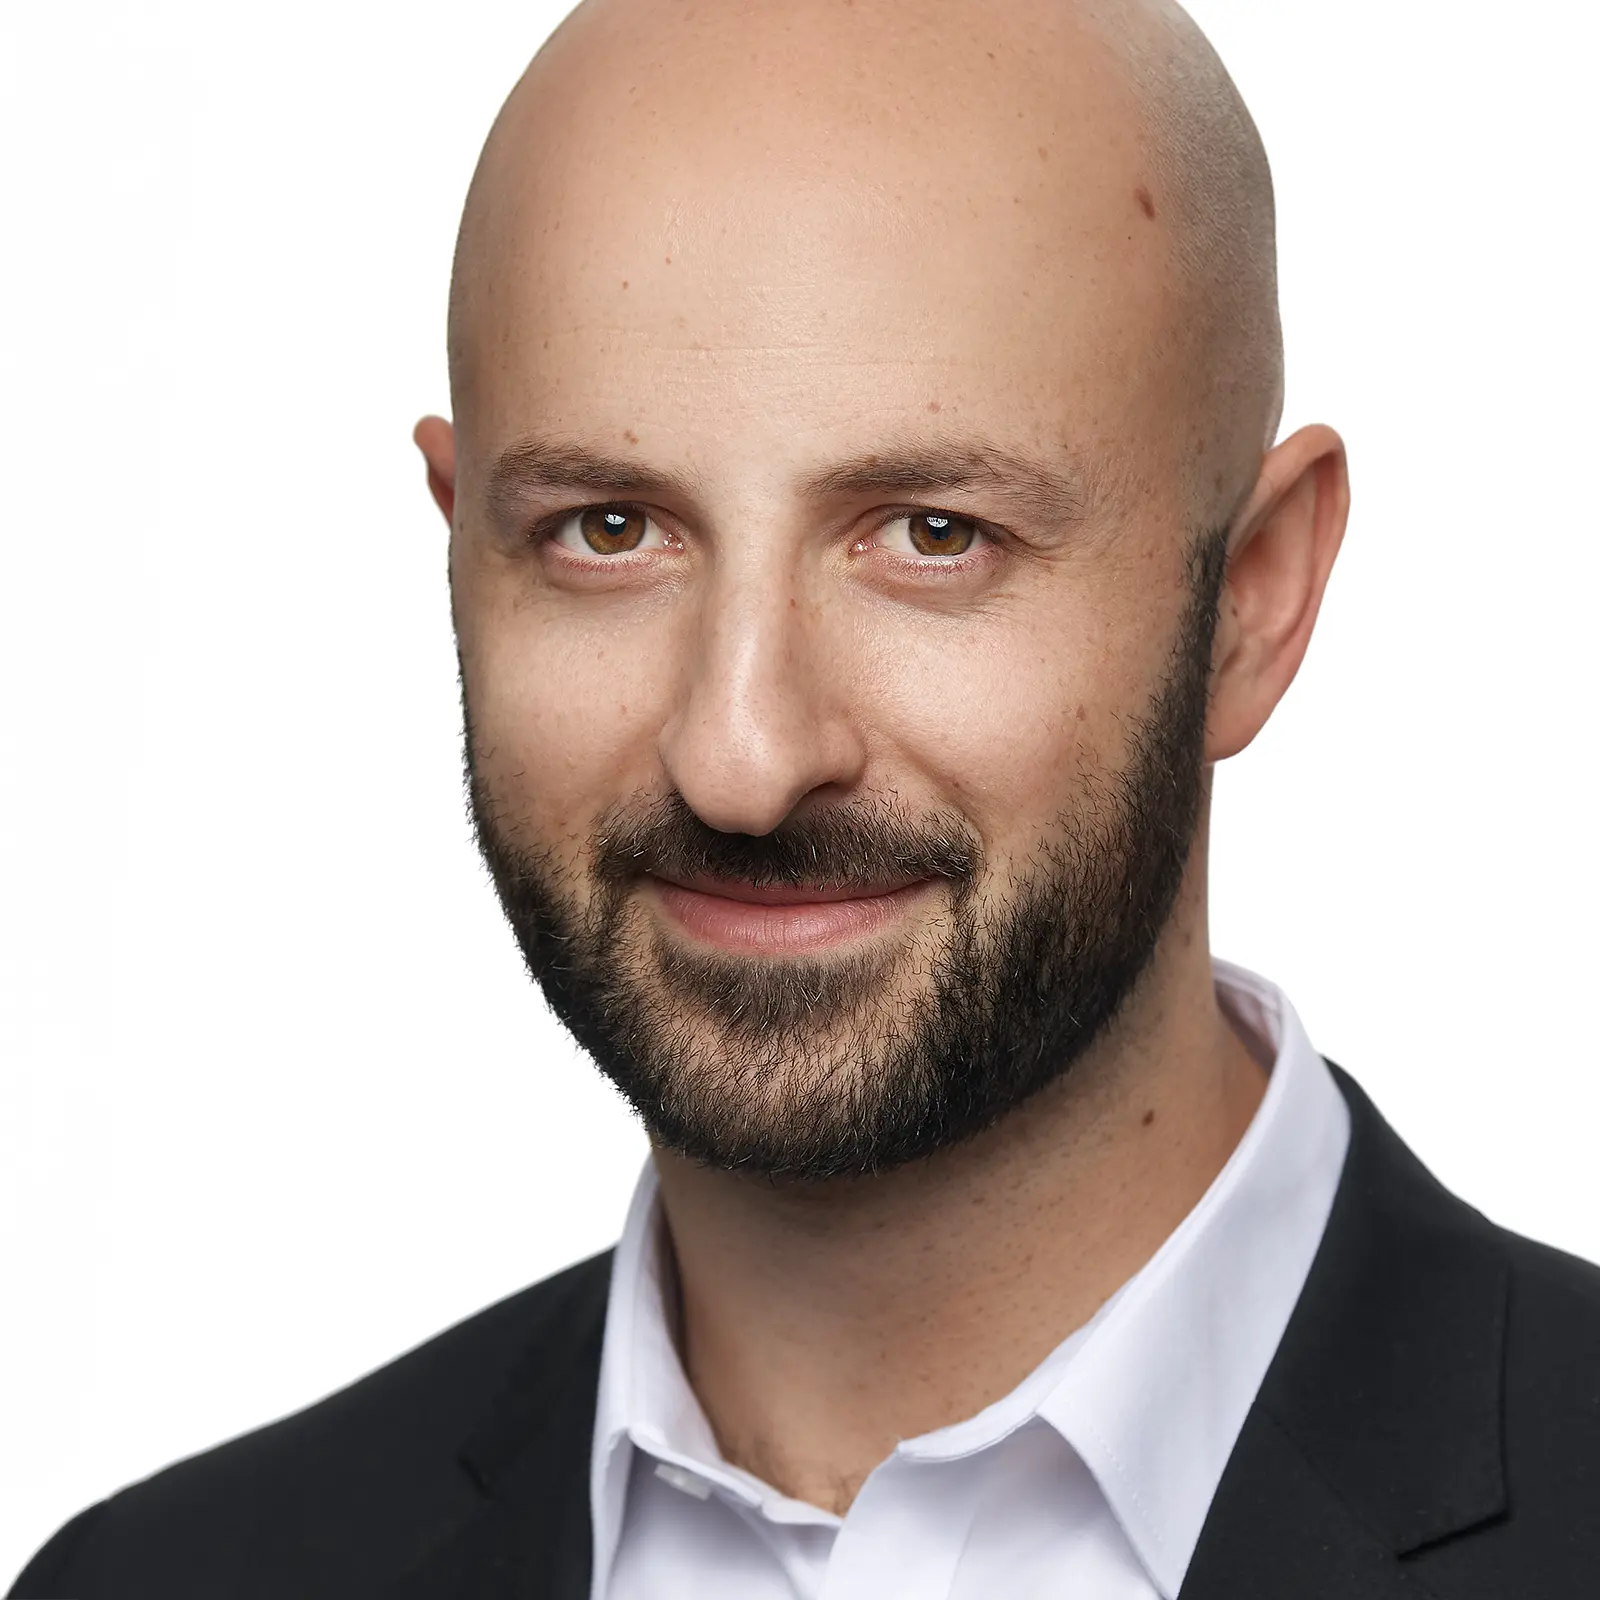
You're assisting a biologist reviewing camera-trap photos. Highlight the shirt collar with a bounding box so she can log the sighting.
[589,959,1350,1598]
[1031,960,1350,1595]
[591,1158,706,1585]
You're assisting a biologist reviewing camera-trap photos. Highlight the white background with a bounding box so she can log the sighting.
[2,0,1596,1580]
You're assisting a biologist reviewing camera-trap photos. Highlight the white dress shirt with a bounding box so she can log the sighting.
[589,959,1351,1600]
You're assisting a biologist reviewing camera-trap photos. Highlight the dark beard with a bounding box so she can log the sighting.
[467,527,1228,1180]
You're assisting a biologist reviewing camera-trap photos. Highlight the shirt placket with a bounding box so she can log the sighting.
[817,1453,984,1600]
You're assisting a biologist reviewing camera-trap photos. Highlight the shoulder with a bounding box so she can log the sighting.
[6,1252,612,1600]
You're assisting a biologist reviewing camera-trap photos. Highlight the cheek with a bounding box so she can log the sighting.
[460,577,681,838]
[862,596,1145,845]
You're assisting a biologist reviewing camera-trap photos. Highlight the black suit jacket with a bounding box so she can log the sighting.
[12,1065,1600,1598]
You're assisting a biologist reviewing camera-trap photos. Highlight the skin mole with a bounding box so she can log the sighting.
[1135,184,1156,219]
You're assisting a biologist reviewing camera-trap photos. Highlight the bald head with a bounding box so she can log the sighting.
[446,0,1281,524]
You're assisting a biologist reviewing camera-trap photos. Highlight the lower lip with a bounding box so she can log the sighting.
[648,879,932,954]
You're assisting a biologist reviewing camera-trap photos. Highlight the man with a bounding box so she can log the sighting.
[11,0,1600,1594]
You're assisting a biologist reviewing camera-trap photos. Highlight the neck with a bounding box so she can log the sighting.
[650,865,1266,1514]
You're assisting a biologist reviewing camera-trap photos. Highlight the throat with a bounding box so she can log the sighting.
[649,972,1267,1512]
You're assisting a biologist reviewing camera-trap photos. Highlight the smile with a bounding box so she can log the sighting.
[644,873,935,955]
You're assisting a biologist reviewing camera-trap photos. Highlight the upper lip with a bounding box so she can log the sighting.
[647,870,927,906]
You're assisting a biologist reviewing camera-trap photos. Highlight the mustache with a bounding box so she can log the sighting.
[592,791,982,894]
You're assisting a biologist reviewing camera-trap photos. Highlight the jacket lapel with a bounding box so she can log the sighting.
[1180,1408,1436,1599]
[1180,1064,1508,1598]
[378,1255,610,1600]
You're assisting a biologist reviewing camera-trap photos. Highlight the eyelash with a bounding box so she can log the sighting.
[532,504,677,562]
[860,511,997,573]
[531,503,1001,573]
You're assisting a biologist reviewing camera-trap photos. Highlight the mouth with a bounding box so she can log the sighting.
[643,871,935,955]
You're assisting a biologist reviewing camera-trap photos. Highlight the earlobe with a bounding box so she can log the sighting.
[1204,424,1350,763]
[413,415,457,528]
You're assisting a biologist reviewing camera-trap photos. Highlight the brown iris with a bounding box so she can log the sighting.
[908,512,977,557]
[579,505,649,554]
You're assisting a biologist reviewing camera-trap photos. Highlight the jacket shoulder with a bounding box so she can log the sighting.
[6,1251,612,1600]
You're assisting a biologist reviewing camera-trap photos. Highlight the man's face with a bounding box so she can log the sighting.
[448,21,1225,1177]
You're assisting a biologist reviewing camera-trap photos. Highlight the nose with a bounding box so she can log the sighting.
[657,566,866,837]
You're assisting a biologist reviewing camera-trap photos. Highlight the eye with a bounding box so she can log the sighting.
[875,510,985,560]
[548,504,672,557]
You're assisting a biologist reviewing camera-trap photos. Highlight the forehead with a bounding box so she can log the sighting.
[453,2,1186,501]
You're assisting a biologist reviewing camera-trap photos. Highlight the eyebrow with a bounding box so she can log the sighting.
[799,444,1088,529]
[485,439,702,526]
[485,434,1089,532]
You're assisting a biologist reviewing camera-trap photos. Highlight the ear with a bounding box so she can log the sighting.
[1205,423,1350,762]
[413,415,457,528]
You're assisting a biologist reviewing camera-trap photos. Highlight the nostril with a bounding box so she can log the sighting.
[657,597,868,837]
[657,720,863,842]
